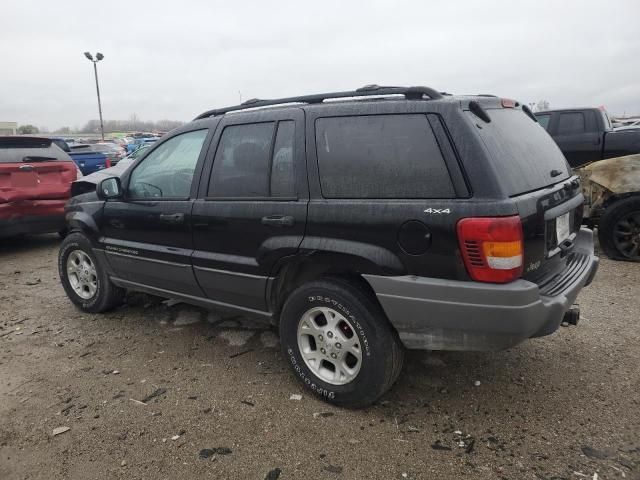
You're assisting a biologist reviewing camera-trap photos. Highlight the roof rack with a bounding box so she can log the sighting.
[194,84,443,120]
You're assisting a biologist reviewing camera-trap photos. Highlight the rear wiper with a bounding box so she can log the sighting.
[22,156,57,162]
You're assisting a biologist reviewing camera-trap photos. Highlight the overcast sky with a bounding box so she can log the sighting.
[1,0,638,130]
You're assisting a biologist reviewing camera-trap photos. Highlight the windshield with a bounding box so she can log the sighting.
[470,108,571,196]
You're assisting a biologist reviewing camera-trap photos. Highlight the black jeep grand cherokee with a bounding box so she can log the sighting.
[60,85,599,407]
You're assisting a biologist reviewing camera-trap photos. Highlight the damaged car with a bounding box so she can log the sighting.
[0,137,80,239]
[59,86,599,407]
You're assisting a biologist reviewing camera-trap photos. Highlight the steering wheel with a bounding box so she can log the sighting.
[136,182,163,198]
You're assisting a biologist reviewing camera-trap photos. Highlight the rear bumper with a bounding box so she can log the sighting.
[0,200,67,238]
[364,227,599,351]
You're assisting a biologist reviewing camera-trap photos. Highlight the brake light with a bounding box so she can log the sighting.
[501,98,516,108]
[457,216,524,283]
[105,158,111,168]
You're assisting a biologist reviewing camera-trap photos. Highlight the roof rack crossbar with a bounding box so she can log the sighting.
[194,85,443,120]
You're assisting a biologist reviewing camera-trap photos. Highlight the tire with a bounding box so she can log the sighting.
[58,232,125,312]
[279,277,404,408]
[597,196,640,262]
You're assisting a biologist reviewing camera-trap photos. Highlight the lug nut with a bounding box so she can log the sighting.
[330,353,337,359]
[320,348,326,354]
[335,342,342,349]
[318,335,323,341]
[327,331,333,338]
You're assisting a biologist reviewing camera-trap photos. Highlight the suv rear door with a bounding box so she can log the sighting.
[191,109,306,313]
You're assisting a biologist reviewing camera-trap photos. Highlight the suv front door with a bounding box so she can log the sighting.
[101,128,211,295]
[191,109,307,313]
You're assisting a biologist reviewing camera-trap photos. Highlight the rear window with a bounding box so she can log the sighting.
[0,140,71,163]
[315,114,454,199]
[471,108,570,196]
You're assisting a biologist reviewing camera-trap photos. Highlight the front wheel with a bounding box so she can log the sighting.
[598,196,640,262]
[279,278,404,408]
[58,232,125,312]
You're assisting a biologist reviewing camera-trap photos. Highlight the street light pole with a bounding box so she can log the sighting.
[84,52,105,141]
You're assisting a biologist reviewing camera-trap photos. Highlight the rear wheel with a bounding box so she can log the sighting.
[279,277,404,408]
[598,196,640,262]
[58,232,125,312]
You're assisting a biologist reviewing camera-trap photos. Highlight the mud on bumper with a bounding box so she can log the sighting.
[364,228,599,351]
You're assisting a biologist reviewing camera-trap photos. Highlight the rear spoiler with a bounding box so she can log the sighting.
[0,137,53,148]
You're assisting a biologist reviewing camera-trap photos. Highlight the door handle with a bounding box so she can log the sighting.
[159,213,185,224]
[261,215,295,227]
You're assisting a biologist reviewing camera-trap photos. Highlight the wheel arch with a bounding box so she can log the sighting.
[65,210,100,240]
[267,252,388,320]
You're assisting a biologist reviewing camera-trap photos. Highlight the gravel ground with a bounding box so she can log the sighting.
[0,235,638,480]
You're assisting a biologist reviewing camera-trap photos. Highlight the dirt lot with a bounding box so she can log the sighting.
[0,235,638,480]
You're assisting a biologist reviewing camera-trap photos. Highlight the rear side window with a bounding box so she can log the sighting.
[470,108,570,196]
[536,114,551,131]
[557,112,586,135]
[208,121,296,198]
[315,114,454,198]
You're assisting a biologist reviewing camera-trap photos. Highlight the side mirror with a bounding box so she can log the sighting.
[97,177,123,200]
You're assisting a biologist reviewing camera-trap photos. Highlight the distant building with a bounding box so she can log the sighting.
[0,121,17,135]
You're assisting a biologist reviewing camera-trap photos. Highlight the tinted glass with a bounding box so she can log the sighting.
[536,114,551,131]
[469,108,570,196]
[315,114,454,199]
[557,112,586,135]
[208,123,274,197]
[271,121,295,197]
[129,145,149,159]
[128,129,208,198]
[0,144,71,163]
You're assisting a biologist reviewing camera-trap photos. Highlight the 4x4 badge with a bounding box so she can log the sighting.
[424,208,451,214]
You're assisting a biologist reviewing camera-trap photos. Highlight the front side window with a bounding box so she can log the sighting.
[128,129,208,198]
[536,114,551,131]
[208,121,296,198]
[315,114,454,199]
[557,112,586,135]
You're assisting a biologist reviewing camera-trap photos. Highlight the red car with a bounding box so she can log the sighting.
[0,137,79,238]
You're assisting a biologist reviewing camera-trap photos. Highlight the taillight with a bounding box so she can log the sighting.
[457,216,524,283]
[105,158,112,168]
